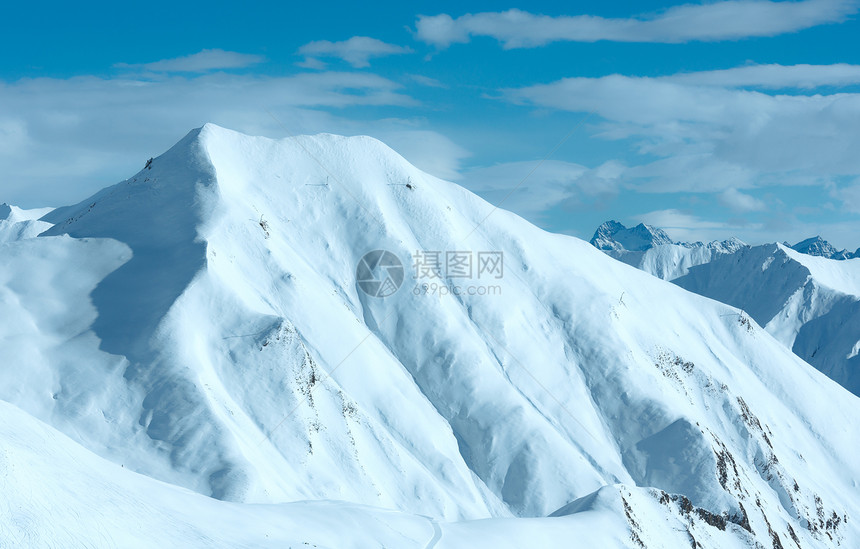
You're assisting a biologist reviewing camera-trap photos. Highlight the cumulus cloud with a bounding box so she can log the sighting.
[114,49,265,73]
[416,1,856,48]
[298,36,412,68]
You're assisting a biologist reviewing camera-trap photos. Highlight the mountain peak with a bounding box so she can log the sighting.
[706,236,747,254]
[791,236,853,259]
[589,220,749,280]
[0,203,55,243]
[590,220,675,252]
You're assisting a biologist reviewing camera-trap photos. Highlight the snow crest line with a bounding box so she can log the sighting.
[265,109,385,226]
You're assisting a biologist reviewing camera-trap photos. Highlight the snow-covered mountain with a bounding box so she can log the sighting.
[675,243,860,397]
[591,220,676,252]
[1,124,858,548]
[589,220,860,397]
[590,220,747,280]
[0,203,53,243]
[790,236,856,260]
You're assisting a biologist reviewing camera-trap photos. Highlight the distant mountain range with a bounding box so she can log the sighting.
[592,220,857,262]
[590,220,677,252]
[591,220,860,396]
[590,220,747,281]
[786,236,859,260]
[0,202,52,243]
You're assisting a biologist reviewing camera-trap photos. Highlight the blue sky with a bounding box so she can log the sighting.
[2,0,860,249]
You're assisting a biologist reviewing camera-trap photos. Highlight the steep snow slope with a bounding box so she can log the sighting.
[0,124,855,547]
[782,245,860,296]
[590,220,747,280]
[591,221,859,396]
[675,243,860,396]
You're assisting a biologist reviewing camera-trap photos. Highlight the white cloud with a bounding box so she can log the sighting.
[0,71,419,206]
[663,63,860,89]
[832,182,860,213]
[408,74,447,88]
[719,188,767,212]
[632,208,859,249]
[635,208,732,230]
[373,129,470,181]
[632,209,761,243]
[462,159,621,219]
[114,49,265,73]
[416,1,856,48]
[0,118,30,157]
[295,57,329,70]
[298,36,412,68]
[505,68,860,194]
[623,156,757,193]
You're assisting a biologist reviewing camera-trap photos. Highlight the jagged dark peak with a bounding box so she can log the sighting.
[791,236,853,260]
[590,220,675,252]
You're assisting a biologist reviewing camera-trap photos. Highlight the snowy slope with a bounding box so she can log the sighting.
[0,396,742,549]
[675,243,860,396]
[590,220,747,280]
[782,245,860,296]
[1,124,857,547]
[0,203,53,243]
[591,221,859,397]
[0,398,439,549]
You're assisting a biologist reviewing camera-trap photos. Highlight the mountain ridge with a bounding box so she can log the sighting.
[589,220,748,281]
[790,236,857,260]
[591,219,856,261]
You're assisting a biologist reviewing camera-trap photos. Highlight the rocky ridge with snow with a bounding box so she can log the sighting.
[589,220,748,281]
[790,236,856,260]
